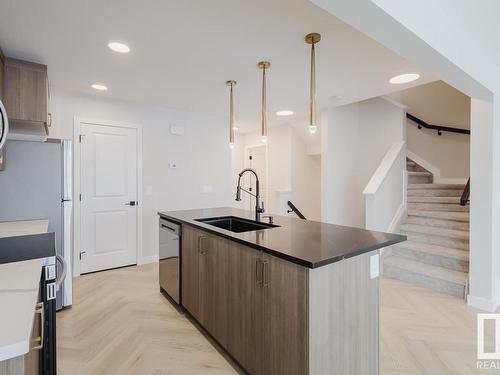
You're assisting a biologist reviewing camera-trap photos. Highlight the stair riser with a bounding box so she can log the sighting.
[405,216,469,231]
[402,231,469,250]
[408,203,469,212]
[408,190,463,197]
[408,175,433,184]
[392,247,469,272]
[383,264,465,298]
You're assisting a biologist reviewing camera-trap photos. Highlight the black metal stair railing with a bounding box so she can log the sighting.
[287,201,306,220]
[460,178,470,206]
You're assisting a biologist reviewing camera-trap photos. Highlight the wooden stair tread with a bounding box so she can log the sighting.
[384,255,467,285]
[407,210,469,222]
[408,196,463,203]
[408,171,432,176]
[400,223,469,240]
[395,241,469,261]
[408,183,465,190]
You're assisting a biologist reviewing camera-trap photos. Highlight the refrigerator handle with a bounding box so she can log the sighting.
[55,254,67,288]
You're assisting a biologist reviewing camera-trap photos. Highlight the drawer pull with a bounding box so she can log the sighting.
[263,260,270,287]
[256,259,263,285]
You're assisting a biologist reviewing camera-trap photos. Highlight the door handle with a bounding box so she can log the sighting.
[256,259,263,286]
[198,236,208,255]
[262,260,269,287]
[125,201,138,206]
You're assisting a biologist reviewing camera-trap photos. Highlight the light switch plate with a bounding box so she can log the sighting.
[370,254,380,279]
[170,125,185,136]
[168,162,178,169]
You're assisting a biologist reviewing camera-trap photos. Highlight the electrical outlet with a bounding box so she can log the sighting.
[170,125,185,136]
[168,162,178,169]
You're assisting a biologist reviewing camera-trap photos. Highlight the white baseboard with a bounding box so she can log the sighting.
[467,294,499,312]
[138,254,159,265]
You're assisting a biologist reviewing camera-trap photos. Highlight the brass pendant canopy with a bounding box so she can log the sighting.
[305,33,321,134]
[258,61,271,142]
[226,80,237,148]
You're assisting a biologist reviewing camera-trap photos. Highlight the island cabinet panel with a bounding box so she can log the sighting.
[261,253,309,375]
[308,250,380,375]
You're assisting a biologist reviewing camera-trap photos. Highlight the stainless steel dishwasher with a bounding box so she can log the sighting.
[159,218,181,304]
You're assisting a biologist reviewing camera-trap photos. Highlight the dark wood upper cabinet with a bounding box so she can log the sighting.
[3,58,49,125]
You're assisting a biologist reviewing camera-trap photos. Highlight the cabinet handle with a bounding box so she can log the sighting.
[198,236,208,255]
[263,260,269,287]
[256,259,263,285]
[32,302,44,350]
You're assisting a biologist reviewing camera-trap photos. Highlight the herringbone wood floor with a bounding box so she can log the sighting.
[57,263,497,375]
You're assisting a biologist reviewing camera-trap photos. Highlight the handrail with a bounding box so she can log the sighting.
[460,178,470,206]
[363,141,405,195]
[287,201,306,220]
[407,113,470,135]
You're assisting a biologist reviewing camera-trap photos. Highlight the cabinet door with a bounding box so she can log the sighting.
[182,225,230,345]
[197,231,227,338]
[225,241,262,375]
[4,58,48,124]
[181,225,201,319]
[261,253,308,375]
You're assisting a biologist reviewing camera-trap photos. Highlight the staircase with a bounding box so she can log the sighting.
[383,158,469,298]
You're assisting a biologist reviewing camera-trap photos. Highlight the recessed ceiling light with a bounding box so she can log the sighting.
[108,42,130,53]
[91,84,108,91]
[389,73,420,84]
[276,110,294,116]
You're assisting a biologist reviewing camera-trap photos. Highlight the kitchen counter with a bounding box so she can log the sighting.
[158,207,406,268]
[0,220,52,362]
[0,259,42,361]
[0,219,54,265]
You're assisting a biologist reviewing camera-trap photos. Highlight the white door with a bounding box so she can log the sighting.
[80,122,138,273]
[246,145,268,212]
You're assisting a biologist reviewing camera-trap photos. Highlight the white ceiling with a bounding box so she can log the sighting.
[387,81,470,129]
[0,0,435,132]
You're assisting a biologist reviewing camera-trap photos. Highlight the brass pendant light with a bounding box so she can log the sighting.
[305,33,321,134]
[226,80,237,149]
[258,61,271,143]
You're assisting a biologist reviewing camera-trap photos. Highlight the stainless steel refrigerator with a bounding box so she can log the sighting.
[0,138,73,310]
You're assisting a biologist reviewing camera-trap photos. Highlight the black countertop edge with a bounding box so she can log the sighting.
[158,211,406,269]
[0,232,56,265]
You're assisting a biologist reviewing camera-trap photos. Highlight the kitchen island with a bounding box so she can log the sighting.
[158,207,406,375]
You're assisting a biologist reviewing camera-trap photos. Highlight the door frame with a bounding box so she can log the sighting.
[72,117,143,277]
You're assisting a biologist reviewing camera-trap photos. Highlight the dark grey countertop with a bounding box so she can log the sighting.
[158,207,406,268]
[0,232,55,264]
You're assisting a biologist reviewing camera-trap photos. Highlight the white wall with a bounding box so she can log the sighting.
[50,88,231,262]
[389,81,470,180]
[321,97,405,227]
[231,124,321,220]
[312,0,500,311]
